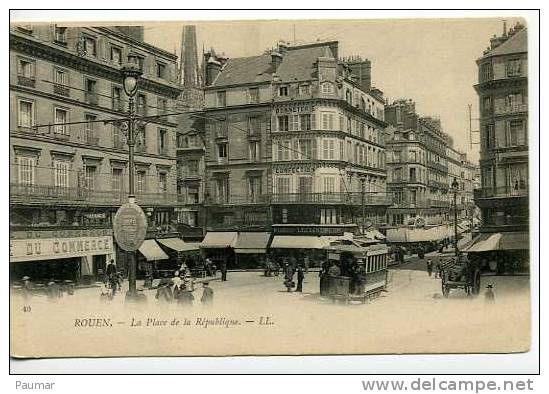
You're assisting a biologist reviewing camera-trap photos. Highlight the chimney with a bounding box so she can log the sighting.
[271,50,283,70]
[204,51,222,86]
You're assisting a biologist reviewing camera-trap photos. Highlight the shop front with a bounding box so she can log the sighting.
[136,239,169,279]
[465,231,529,275]
[9,228,115,284]
[200,231,238,268]
[233,232,271,269]
[157,237,202,275]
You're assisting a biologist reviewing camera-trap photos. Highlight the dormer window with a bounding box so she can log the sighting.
[321,82,334,94]
[299,84,310,95]
[279,86,289,97]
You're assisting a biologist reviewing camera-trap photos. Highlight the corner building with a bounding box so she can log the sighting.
[469,22,529,274]
[200,41,391,264]
[10,25,182,281]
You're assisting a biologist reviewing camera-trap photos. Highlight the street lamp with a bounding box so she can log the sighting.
[451,177,459,256]
[121,54,143,298]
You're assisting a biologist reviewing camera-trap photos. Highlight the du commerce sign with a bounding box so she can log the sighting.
[10,235,114,263]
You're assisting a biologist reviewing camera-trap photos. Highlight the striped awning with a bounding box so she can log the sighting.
[234,232,271,254]
[138,240,169,261]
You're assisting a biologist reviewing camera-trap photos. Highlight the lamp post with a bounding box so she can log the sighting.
[451,177,459,256]
[121,54,143,297]
[360,177,366,235]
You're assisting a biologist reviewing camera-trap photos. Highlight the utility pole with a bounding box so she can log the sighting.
[126,95,137,296]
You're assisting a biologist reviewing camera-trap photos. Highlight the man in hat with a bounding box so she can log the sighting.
[177,287,195,307]
[201,282,214,306]
[484,284,495,304]
[426,259,433,277]
[47,280,60,301]
[220,259,228,282]
[21,276,32,299]
[295,265,305,292]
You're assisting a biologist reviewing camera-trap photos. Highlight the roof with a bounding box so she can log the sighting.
[276,44,334,81]
[482,28,527,59]
[212,54,274,86]
[211,42,336,87]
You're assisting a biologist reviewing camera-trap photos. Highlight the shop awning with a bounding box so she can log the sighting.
[234,232,271,254]
[157,238,199,252]
[370,229,386,240]
[200,232,238,249]
[138,240,169,261]
[465,233,502,253]
[499,232,529,251]
[270,235,332,249]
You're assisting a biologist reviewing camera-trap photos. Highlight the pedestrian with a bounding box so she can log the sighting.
[184,273,195,292]
[177,288,195,307]
[106,259,116,277]
[284,263,295,292]
[46,280,60,302]
[220,259,228,282]
[200,282,214,306]
[295,266,304,292]
[426,259,433,277]
[303,255,310,273]
[435,261,442,279]
[484,284,495,304]
[418,246,425,260]
[108,271,119,297]
[328,262,341,276]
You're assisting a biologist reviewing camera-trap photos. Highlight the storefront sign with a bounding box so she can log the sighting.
[274,103,315,114]
[113,202,148,252]
[273,225,351,236]
[10,236,113,263]
[10,228,112,240]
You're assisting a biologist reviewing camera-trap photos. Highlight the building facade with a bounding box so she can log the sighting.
[469,21,528,273]
[10,24,182,281]
[200,41,391,237]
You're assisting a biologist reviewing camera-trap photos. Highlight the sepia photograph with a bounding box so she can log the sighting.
[8,11,537,367]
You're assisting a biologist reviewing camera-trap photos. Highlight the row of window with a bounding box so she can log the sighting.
[483,120,527,150]
[16,25,171,80]
[16,57,169,115]
[479,58,524,82]
[15,157,170,193]
[16,98,171,154]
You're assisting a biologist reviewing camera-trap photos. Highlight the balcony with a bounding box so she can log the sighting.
[53,131,70,141]
[85,92,99,105]
[428,180,449,190]
[428,199,451,208]
[271,192,393,206]
[17,75,35,88]
[494,103,528,115]
[10,183,178,206]
[206,194,271,206]
[474,186,528,199]
[85,134,99,146]
[53,84,70,97]
[427,161,447,172]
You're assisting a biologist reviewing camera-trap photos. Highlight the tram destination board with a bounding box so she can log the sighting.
[113,201,148,252]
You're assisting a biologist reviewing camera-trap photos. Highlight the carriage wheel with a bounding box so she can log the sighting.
[472,270,481,295]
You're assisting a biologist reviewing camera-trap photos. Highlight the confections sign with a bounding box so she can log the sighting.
[113,201,148,252]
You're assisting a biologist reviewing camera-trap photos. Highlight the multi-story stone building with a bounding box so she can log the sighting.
[9,24,182,281]
[469,21,528,273]
[198,40,391,264]
[385,99,458,227]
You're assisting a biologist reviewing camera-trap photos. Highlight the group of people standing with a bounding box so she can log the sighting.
[155,269,214,307]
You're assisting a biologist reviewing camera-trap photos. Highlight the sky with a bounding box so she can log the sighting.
[145,17,526,163]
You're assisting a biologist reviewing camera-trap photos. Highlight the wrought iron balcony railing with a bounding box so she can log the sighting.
[474,186,528,199]
[53,84,70,97]
[17,75,35,88]
[10,183,178,206]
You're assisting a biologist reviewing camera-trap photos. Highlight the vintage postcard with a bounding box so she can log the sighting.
[9,15,533,359]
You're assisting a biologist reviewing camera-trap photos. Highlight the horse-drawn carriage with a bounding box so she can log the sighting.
[440,253,481,297]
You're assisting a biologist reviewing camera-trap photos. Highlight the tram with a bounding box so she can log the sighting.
[320,241,389,303]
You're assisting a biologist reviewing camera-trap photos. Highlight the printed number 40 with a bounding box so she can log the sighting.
[22,306,31,313]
